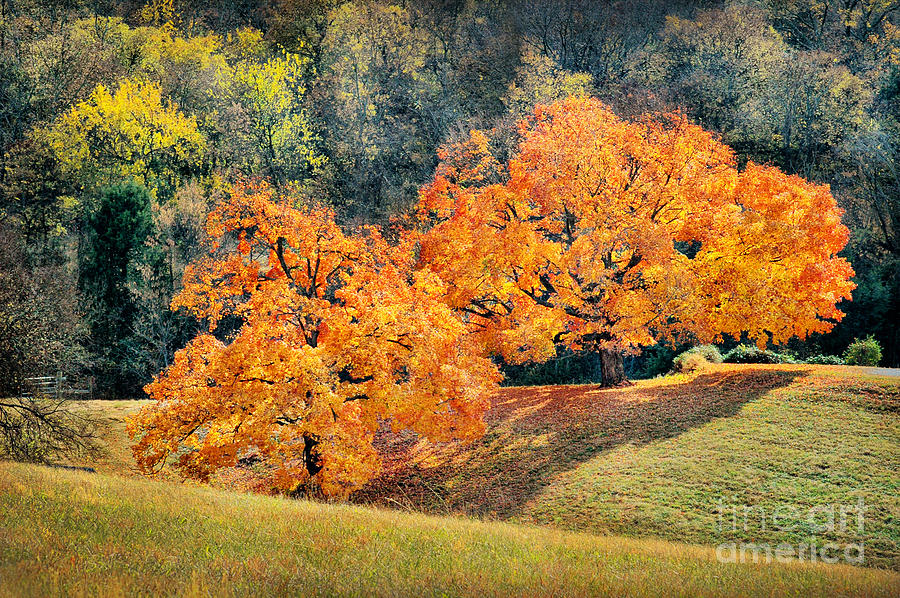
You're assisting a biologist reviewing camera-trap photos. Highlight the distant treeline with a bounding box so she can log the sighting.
[1,0,898,396]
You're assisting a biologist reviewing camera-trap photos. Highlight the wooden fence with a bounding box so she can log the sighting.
[19,374,93,399]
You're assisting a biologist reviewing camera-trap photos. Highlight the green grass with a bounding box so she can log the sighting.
[1,461,897,597]
[359,365,900,569]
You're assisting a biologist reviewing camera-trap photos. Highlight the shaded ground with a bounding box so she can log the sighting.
[360,368,803,517]
[355,365,900,569]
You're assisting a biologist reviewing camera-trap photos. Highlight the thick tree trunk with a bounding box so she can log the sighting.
[303,434,323,477]
[599,348,627,387]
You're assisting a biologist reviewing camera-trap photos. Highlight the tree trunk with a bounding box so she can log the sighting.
[599,348,627,387]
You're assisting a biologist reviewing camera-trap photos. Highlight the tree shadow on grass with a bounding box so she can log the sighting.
[354,367,807,519]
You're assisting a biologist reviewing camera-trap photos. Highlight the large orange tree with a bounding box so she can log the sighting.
[128,182,498,496]
[415,97,855,385]
[130,98,856,496]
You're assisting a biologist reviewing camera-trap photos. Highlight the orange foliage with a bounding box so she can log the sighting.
[128,181,498,496]
[416,97,855,361]
[129,98,855,497]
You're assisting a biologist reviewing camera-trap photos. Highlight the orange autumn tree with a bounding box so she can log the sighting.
[415,97,856,385]
[128,181,498,496]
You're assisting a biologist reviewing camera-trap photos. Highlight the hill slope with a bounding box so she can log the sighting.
[48,364,900,573]
[1,461,898,597]
[356,365,900,569]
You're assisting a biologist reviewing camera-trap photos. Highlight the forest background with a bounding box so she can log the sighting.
[1,0,897,397]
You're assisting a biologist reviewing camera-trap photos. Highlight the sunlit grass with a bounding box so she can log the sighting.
[360,365,900,569]
[6,364,896,595]
[1,461,897,597]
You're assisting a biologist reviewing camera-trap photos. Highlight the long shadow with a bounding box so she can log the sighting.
[354,367,807,519]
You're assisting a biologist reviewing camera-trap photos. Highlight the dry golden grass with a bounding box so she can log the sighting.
[1,461,897,597]
[5,363,896,596]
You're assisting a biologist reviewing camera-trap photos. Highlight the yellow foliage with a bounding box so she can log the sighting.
[40,78,206,197]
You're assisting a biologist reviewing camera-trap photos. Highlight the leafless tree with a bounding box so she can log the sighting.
[0,396,100,464]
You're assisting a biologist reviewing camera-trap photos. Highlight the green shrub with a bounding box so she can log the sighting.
[693,344,723,363]
[843,336,882,366]
[805,354,845,365]
[722,344,796,364]
[671,345,722,373]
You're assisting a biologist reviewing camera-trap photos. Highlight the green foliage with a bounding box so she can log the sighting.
[722,344,796,364]
[805,354,845,365]
[79,182,155,396]
[630,344,680,380]
[844,336,883,366]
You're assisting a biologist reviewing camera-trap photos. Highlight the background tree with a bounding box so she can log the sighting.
[503,49,594,120]
[0,223,87,397]
[651,5,790,157]
[214,31,324,188]
[0,137,72,253]
[515,0,662,93]
[39,77,207,199]
[79,181,154,395]
[319,1,442,216]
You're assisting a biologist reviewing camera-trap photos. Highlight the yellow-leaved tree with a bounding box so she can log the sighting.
[215,31,324,187]
[40,78,207,198]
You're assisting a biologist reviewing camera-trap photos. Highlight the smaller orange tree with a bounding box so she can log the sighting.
[415,97,856,385]
[128,181,498,496]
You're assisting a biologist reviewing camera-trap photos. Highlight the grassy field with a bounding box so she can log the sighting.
[1,461,898,597]
[357,365,900,569]
[2,364,898,595]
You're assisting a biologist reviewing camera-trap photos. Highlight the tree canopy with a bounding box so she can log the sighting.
[415,98,855,384]
[129,181,498,496]
[130,98,856,493]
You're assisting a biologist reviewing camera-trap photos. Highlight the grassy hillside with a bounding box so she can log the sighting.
[27,364,899,582]
[356,365,900,569]
[1,461,898,597]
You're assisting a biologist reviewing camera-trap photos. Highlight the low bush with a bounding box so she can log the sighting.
[723,344,796,364]
[843,336,882,366]
[805,354,845,365]
[672,352,710,373]
[671,345,722,373]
